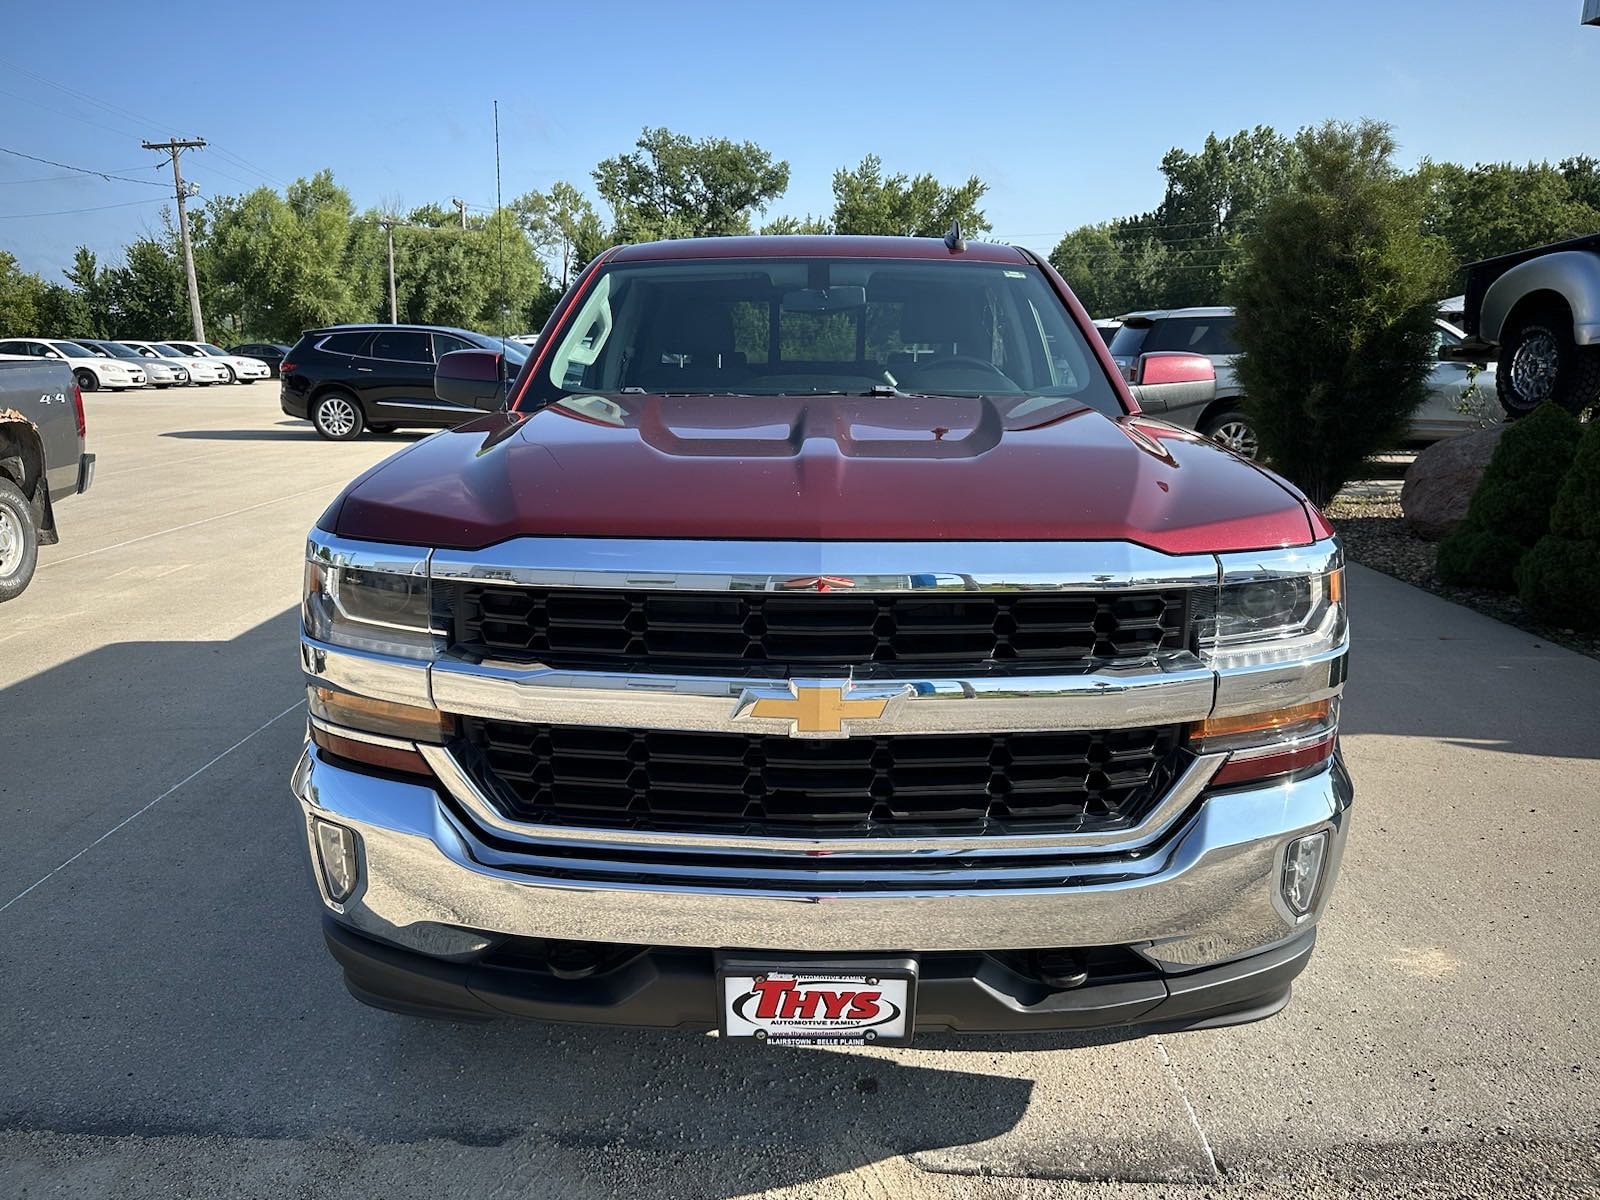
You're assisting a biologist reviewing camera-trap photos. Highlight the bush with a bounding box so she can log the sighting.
[1549,419,1600,542]
[1464,403,1583,544]
[1516,536,1600,630]
[1435,403,1581,589]
[1436,528,1529,591]
[1518,420,1600,630]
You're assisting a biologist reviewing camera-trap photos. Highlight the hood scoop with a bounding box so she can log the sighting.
[628,393,1005,460]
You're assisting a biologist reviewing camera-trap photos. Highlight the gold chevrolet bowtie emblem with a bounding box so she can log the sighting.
[737,682,911,737]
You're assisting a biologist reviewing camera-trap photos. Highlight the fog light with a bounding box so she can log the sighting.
[1282,832,1328,916]
[314,819,359,902]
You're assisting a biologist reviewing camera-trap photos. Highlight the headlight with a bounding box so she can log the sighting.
[303,537,440,659]
[1200,543,1346,668]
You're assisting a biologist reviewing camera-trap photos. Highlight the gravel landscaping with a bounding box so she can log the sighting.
[1326,490,1600,660]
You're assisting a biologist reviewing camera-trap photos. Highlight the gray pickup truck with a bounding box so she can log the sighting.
[1448,232,1600,418]
[0,357,94,602]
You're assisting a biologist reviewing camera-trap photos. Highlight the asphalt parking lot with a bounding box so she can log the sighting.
[2,385,1598,1198]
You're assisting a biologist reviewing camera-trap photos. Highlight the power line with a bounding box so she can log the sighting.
[0,54,287,191]
[0,197,165,220]
[0,145,167,187]
[0,55,161,133]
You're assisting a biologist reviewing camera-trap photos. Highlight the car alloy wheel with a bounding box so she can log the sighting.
[73,368,97,393]
[1509,330,1559,405]
[315,394,360,439]
[1211,420,1259,459]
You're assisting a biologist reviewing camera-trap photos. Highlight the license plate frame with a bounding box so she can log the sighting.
[716,955,918,1047]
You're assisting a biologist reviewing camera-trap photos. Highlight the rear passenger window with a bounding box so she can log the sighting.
[432,333,473,358]
[371,331,432,363]
[1141,318,1239,356]
[319,332,373,356]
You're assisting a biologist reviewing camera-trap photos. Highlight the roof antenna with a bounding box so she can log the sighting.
[944,218,966,253]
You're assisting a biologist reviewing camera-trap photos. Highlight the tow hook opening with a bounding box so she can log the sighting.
[1031,948,1090,990]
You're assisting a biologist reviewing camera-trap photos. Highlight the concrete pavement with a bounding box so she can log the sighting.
[1,387,1597,1198]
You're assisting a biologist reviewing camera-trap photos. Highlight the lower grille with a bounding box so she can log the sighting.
[459,718,1185,837]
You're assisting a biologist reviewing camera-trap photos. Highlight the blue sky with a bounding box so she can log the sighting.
[3,0,1596,280]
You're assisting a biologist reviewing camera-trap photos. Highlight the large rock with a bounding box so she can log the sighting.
[1402,426,1505,540]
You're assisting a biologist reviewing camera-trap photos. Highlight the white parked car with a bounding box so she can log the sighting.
[0,337,146,391]
[72,339,189,388]
[121,341,229,384]
[159,340,271,384]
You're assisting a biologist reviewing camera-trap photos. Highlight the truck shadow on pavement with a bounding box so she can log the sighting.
[0,610,1051,1196]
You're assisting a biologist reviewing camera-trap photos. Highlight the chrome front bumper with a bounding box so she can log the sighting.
[292,743,1352,970]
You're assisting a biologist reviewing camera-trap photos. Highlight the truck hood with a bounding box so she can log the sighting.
[328,393,1316,553]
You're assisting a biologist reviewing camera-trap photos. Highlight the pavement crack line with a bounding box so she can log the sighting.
[38,485,339,570]
[0,700,306,916]
[1153,1034,1220,1181]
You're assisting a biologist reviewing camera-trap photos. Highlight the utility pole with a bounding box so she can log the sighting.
[142,137,207,342]
[450,197,468,229]
[376,217,401,323]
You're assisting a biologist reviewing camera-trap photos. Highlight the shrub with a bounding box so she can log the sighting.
[1436,528,1531,591]
[1435,403,1581,589]
[1549,419,1600,541]
[1463,403,1583,544]
[1515,536,1600,630]
[1518,420,1600,630]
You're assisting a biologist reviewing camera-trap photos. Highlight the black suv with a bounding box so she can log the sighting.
[280,325,529,440]
[227,342,291,378]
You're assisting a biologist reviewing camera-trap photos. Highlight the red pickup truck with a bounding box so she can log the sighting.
[293,235,1351,1044]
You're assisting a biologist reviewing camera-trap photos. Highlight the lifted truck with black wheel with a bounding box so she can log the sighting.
[0,358,94,602]
[1448,232,1600,418]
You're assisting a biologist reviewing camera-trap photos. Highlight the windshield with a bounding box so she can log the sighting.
[534,257,1121,415]
[52,341,94,358]
[95,342,141,359]
[150,344,186,358]
[199,344,230,356]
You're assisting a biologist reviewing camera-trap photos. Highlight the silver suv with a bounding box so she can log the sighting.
[1108,307,1497,459]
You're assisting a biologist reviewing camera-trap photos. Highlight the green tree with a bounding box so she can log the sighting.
[594,127,789,242]
[206,170,369,341]
[1229,119,1452,506]
[374,203,546,333]
[0,252,45,334]
[1558,155,1600,212]
[1419,159,1600,267]
[513,181,608,287]
[759,213,832,235]
[1048,127,1298,313]
[104,237,187,337]
[64,248,114,337]
[1048,222,1176,317]
[829,155,989,237]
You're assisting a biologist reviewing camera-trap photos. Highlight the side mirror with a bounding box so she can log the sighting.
[435,349,508,410]
[44,350,62,358]
[1126,351,1215,413]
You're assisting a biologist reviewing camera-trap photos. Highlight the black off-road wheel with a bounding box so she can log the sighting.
[0,477,39,603]
[1496,309,1600,418]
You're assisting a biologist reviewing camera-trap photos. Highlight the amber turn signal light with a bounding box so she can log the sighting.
[1190,699,1331,742]
[308,687,453,743]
